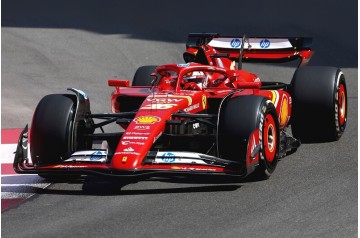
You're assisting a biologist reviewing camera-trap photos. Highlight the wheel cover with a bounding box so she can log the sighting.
[263,114,276,163]
[338,83,346,127]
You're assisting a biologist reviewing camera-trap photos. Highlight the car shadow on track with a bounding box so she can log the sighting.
[36,175,269,196]
[36,171,274,196]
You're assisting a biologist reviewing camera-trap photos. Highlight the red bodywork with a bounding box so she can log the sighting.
[109,62,292,170]
[14,34,312,178]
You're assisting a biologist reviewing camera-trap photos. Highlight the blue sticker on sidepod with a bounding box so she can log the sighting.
[90,151,104,161]
[177,63,190,67]
[260,39,270,48]
[161,152,176,162]
[230,38,241,48]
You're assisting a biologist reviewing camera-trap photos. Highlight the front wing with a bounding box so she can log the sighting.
[13,126,246,178]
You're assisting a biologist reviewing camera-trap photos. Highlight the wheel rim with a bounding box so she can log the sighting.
[263,114,276,163]
[338,83,346,127]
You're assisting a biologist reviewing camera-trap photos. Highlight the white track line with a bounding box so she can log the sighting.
[1,144,17,163]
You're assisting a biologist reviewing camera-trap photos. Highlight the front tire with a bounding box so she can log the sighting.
[218,96,280,179]
[30,94,76,166]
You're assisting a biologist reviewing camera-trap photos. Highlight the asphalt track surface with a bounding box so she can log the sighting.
[1,0,358,237]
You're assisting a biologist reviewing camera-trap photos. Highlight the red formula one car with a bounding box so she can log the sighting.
[14,33,347,180]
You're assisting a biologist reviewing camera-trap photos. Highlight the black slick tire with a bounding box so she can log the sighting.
[290,66,347,143]
[218,95,280,179]
[132,65,158,86]
[30,94,76,166]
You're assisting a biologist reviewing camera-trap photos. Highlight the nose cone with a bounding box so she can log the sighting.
[110,93,191,170]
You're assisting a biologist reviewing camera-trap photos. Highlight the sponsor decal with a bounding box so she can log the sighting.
[209,38,291,49]
[115,151,141,156]
[67,150,107,163]
[230,38,241,48]
[156,151,201,159]
[189,167,216,172]
[184,103,200,112]
[54,165,87,168]
[171,166,216,172]
[121,141,145,146]
[161,152,176,163]
[141,103,177,110]
[152,95,192,106]
[125,131,150,135]
[260,39,271,49]
[259,100,274,161]
[154,152,206,164]
[259,112,265,161]
[134,125,150,130]
[124,147,134,152]
[202,95,207,109]
[171,166,182,170]
[90,151,105,161]
[123,136,148,140]
[134,116,161,124]
[279,95,289,127]
[177,63,190,67]
[122,157,127,163]
[146,98,182,103]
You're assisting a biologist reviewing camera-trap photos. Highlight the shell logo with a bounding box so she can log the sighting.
[279,96,289,127]
[134,115,161,124]
[270,90,279,107]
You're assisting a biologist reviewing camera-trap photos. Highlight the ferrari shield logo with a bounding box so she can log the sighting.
[202,95,207,109]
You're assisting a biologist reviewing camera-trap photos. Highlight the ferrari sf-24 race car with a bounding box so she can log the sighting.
[14,33,347,180]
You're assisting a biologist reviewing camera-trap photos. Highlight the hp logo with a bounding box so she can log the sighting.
[230,38,241,48]
[260,39,270,48]
[161,152,176,162]
[90,151,103,161]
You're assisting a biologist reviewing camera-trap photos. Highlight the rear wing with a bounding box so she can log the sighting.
[185,33,313,67]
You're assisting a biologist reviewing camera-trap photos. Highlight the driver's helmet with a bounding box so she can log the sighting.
[183,71,208,89]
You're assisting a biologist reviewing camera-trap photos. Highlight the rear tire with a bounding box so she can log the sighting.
[132,65,158,86]
[218,96,280,179]
[290,66,347,143]
[30,94,76,166]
